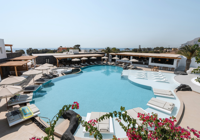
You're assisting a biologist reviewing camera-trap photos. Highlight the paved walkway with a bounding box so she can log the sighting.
[174,74,200,93]
[176,91,200,131]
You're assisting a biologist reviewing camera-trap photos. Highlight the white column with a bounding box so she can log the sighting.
[149,57,152,65]
[173,59,178,68]
[109,54,112,62]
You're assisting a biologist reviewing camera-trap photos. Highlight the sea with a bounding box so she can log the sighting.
[6,47,137,55]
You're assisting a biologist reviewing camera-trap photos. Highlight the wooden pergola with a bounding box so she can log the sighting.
[0,61,29,76]
[5,44,13,53]
[9,56,38,65]
[54,54,104,67]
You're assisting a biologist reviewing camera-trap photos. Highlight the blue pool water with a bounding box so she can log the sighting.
[32,65,155,122]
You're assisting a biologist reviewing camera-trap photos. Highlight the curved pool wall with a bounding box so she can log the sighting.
[31,66,181,139]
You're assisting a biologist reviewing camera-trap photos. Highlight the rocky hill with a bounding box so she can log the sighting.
[181,37,200,47]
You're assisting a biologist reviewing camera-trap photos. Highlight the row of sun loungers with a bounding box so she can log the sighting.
[84,99,175,134]
[6,104,40,127]
[152,72,168,83]
[135,71,147,79]
[72,62,100,67]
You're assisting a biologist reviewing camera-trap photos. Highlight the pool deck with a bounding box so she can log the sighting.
[0,66,200,139]
[174,74,200,93]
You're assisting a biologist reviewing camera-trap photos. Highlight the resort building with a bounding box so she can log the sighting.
[32,51,104,67]
[0,39,37,79]
[57,47,73,52]
[110,52,199,70]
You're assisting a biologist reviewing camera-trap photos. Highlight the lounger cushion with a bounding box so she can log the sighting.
[6,112,12,117]
[9,116,14,121]
[148,98,175,112]
[99,112,109,124]
[148,99,165,108]
[99,124,109,132]
[153,89,173,95]
[127,109,138,119]
[31,107,40,113]
[36,78,45,82]
[163,103,174,111]
[9,114,21,123]
[90,112,99,120]
[133,108,146,114]
[28,104,37,109]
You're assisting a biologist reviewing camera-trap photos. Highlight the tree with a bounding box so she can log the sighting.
[16,49,25,55]
[159,47,164,53]
[138,47,142,52]
[124,48,130,51]
[103,47,111,61]
[73,44,81,51]
[111,47,120,53]
[192,39,200,83]
[178,44,199,71]
[132,48,137,52]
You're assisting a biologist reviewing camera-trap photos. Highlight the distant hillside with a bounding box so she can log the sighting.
[181,37,200,47]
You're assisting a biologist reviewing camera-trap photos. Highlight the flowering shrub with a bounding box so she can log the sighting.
[29,137,41,140]
[38,102,199,140]
[125,113,200,139]
[72,101,79,109]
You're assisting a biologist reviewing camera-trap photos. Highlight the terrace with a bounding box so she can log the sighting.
[0,62,199,139]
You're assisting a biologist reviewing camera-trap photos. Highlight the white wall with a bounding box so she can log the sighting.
[0,39,7,59]
[178,56,200,68]
[149,57,178,68]
[69,49,79,54]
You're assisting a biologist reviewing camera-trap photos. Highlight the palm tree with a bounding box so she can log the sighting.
[178,44,199,71]
[103,47,111,62]
[111,47,120,53]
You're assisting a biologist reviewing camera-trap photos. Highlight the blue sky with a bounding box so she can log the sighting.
[0,0,200,49]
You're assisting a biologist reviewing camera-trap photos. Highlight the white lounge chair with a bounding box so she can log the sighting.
[153,76,166,79]
[90,62,94,65]
[110,62,115,65]
[126,107,148,126]
[136,76,147,79]
[153,88,174,98]
[85,62,90,66]
[147,98,175,114]
[153,74,164,76]
[83,112,114,134]
[94,62,98,65]
[8,94,33,106]
[154,78,168,83]
[6,104,40,127]
[23,85,40,93]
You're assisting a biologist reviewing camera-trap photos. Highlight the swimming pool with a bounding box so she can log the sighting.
[32,65,155,122]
